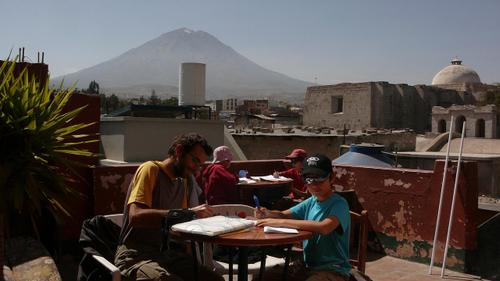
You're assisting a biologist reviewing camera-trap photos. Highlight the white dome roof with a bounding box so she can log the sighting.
[431,58,481,85]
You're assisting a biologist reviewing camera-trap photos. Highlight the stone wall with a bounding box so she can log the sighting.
[303,82,477,132]
[232,132,416,160]
[433,83,489,103]
[372,83,425,131]
[303,83,372,129]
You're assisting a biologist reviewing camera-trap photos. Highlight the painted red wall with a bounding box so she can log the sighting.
[92,159,289,215]
[333,160,478,270]
[0,61,49,85]
[58,92,100,239]
[90,156,478,271]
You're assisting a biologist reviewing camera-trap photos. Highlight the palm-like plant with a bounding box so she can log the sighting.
[0,60,97,279]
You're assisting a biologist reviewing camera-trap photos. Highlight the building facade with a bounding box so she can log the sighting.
[432,105,498,138]
[303,82,466,132]
[303,59,494,134]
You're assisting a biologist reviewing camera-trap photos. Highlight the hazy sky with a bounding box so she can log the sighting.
[1,0,499,84]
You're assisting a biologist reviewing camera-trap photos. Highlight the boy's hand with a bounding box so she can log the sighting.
[254,207,269,219]
[256,218,284,227]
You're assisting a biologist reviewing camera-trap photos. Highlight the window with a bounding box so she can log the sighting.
[331,96,343,113]
[455,115,466,136]
[476,119,485,138]
[437,119,446,133]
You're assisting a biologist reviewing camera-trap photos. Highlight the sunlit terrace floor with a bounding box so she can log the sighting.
[218,251,489,281]
[57,247,490,281]
[363,255,485,281]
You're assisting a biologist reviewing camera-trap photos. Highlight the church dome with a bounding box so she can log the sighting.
[431,58,481,85]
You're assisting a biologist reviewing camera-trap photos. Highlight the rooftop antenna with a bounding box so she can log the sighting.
[7,47,14,60]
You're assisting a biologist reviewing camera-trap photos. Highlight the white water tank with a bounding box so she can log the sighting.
[178,62,206,106]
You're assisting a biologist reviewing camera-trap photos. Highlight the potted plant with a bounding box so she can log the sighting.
[0,59,97,280]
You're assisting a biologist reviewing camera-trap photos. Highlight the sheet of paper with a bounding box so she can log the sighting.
[263,226,299,234]
[238,178,257,184]
[259,175,292,182]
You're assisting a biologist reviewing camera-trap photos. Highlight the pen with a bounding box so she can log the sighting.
[253,195,260,208]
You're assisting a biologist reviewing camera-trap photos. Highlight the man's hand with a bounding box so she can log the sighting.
[190,204,214,218]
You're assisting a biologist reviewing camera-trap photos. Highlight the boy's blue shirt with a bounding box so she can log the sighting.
[290,193,351,276]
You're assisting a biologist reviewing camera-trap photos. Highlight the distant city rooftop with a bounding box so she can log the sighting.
[229,126,414,137]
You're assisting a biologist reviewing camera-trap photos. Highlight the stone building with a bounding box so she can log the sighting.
[303,81,462,132]
[235,99,269,115]
[210,98,239,113]
[432,104,498,138]
[220,98,238,112]
[303,58,494,134]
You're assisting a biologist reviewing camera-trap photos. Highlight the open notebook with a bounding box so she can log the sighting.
[171,215,255,236]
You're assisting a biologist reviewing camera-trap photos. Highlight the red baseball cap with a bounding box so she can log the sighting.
[285,149,307,160]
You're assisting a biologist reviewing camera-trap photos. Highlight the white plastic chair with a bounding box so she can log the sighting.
[90,213,123,281]
[208,204,286,281]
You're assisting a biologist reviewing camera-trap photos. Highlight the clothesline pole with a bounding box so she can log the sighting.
[440,121,466,278]
[428,115,454,275]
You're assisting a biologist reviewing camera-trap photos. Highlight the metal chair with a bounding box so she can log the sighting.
[78,214,123,281]
[349,210,369,274]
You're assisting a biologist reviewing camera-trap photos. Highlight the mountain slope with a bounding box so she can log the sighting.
[53,28,311,99]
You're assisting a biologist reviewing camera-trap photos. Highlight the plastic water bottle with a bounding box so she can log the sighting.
[238,170,248,178]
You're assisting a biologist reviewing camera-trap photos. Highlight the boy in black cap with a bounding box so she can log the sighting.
[256,154,351,281]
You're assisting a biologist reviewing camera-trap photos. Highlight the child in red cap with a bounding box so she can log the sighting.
[274,148,309,200]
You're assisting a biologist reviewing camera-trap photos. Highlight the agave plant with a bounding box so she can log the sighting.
[0,59,97,277]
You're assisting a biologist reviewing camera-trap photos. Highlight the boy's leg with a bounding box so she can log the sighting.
[305,271,350,281]
[258,259,309,281]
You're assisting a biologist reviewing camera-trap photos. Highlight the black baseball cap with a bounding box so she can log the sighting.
[301,154,332,178]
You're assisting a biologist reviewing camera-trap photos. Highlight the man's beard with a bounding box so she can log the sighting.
[173,157,187,177]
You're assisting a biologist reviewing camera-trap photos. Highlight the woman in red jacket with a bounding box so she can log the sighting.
[203,146,239,205]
